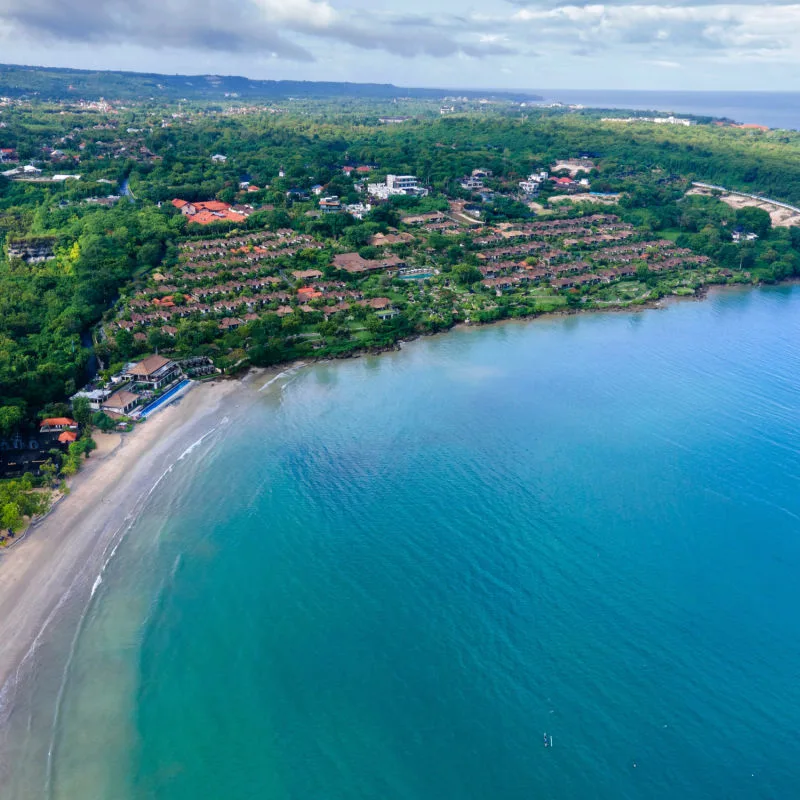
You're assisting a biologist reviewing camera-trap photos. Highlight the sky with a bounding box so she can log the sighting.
[0,0,798,90]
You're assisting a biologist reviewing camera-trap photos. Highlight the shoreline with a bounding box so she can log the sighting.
[0,279,790,748]
[0,377,243,708]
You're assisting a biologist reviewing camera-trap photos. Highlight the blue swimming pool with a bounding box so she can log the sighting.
[139,380,192,418]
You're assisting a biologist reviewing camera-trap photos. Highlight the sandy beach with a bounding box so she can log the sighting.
[0,379,240,709]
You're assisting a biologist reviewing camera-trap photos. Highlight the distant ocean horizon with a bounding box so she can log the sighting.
[533,89,800,130]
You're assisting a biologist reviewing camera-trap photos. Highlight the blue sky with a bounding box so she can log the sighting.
[0,0,797,90]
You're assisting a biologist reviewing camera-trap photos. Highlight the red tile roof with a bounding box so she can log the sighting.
[40,417,77,428]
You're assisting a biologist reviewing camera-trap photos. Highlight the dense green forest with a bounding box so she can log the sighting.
[3,96,800,430]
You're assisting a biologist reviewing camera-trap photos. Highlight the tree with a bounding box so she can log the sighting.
[92,411,116,432]
[1,502,21,534]
[72,396,92,428]
[0,405,24,436]
[453,264,482,286]
[735,207,771,239]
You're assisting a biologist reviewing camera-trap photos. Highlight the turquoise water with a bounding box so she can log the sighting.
[14,286,800,799]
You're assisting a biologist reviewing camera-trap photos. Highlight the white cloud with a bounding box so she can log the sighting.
[511,3,800,61]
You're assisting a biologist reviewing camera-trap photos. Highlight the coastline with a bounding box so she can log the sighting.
[0,378,241,709]
[0,279,787,763]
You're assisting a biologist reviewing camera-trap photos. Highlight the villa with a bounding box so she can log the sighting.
[125,355,181,390]
[102,389,140,416]
[39,418,79,433]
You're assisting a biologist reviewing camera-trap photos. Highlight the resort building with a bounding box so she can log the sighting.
[102,390,140,416]
[125,355,181,391]
[71,387,114,410]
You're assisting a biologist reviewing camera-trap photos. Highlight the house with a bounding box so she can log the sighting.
[297,287,323,302]
[332,252,404,274]
[368,175,427,200]
[219,317,244,330]
[358,297,392,310]
[71,388,114,411]
[311,184,325,195]
[102,390,140,416]
[125,355,181,390]
[211,154,227,163]
[319,196,342,213]
[171,198,250,225]
[387,175,419,193]
[370,232,414,247]
[39,417,79,433]
[292,269,323,281]
[461,177,484,191]
[345,203,371,219]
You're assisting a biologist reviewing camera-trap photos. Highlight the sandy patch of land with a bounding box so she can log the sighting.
[550,193,620,205]
[687,187,800,227]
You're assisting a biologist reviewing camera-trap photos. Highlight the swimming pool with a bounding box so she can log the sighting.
[138,379,192,418]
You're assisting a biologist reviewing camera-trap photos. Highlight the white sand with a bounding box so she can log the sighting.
[0,380,238,696]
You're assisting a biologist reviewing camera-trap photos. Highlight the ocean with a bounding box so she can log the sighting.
[5,285,800,799]
[536,89,800,130]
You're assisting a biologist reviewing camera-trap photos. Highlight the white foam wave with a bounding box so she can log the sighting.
[259,362,307,392]
[90,575,102,598]
[177,427,218,461]
[259,371,289,391]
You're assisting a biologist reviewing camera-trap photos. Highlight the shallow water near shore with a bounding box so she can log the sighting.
[6,285,800,799]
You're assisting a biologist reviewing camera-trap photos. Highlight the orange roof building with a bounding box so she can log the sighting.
[40,417,78,431]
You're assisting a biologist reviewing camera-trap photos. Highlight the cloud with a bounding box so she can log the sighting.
[0,0,322,59]
[0,0,516,62]
[510,3,800,59]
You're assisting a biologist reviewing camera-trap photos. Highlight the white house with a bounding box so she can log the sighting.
[386,175,419,193]
[368,175,427,199]
[345,202,371,219]
[211,154,227,163]
[460,177,484,191]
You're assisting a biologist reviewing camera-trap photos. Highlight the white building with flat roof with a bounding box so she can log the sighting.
[386,175,418,192]
[368,175,427,199]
